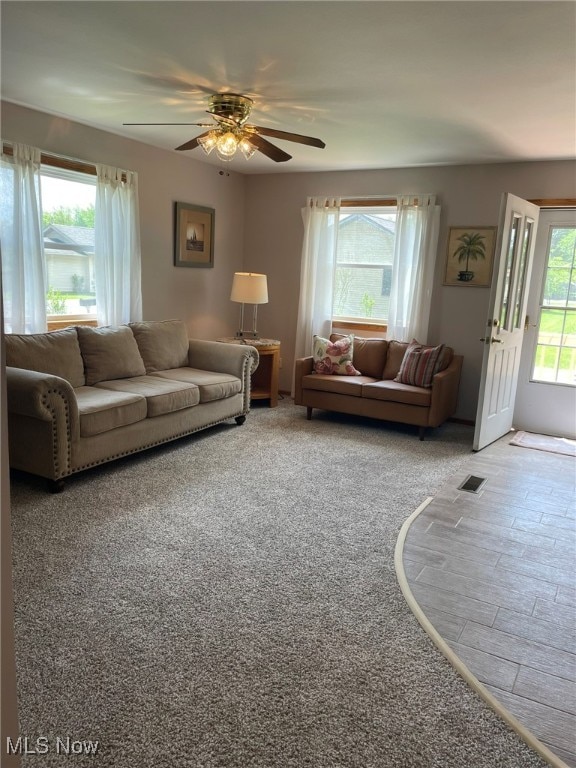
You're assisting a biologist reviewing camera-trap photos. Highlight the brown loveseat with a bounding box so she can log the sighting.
[294,335,462,439]
[5,319,258,490]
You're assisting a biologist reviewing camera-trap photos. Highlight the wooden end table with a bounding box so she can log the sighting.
[217,338,280,407]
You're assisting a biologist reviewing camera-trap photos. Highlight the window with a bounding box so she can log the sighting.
[333,205,397,326]
[532,224,576,385]
[41,167,97,328]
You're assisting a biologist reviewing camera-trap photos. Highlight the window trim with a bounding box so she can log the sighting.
[333,320,388,333]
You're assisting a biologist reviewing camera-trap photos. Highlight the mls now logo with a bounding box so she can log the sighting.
[6,736,99,755]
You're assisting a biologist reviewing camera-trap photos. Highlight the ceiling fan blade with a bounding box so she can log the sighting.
[248,134,292,163]
[175,131,212,152]
[250,126,325,149]
[124,122,212,126]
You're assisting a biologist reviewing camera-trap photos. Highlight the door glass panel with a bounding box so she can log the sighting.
[500,214,520,330]
[531,225,576,386]
[512,220,533,329]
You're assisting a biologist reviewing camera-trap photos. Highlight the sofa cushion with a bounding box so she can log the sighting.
[95,376,200,417]
[5,327,85,388]
[312,334,361,375]
[151,368,241,403]
[77,325,146,385]
[362,380,432,407]
[395,340,445,388]
[382,340,409,380]
[75,386,147,437]
[331,335,388,379]
[129,320,189,373]
[438,346,454,371]
[302,373,374,397]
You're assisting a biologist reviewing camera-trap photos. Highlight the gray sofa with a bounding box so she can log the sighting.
[5,319,258,491]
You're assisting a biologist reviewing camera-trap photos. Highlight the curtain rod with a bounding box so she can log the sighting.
[1,142,128,182]
[341,199,397,207]
[343,197,576,208]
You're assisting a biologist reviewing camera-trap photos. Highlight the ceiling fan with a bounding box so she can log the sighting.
[124,92,325,163]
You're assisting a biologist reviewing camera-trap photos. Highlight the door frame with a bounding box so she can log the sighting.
[473,197,576,448]
[513,206,576,437]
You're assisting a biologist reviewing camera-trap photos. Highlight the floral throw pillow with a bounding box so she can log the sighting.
[395,339,445,388]
[313,334,362,376]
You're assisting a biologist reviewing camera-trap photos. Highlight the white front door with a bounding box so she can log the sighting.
[473,193,540,451]
[513,208,576,438]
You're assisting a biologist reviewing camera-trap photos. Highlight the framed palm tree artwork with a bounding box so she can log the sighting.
[444,226,497,287]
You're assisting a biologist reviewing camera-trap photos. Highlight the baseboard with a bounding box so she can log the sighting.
[449,417,474,426]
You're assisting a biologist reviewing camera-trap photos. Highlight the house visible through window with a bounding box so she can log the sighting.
[41,167,97,325]
[333,206,396,325]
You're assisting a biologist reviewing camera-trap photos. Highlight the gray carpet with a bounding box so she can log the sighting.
[10,401,549,767]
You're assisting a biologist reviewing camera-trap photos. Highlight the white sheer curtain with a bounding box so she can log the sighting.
[294,196,341,361]
[95,164,142,326]
[0,143,47,333]
[387,194,440,342]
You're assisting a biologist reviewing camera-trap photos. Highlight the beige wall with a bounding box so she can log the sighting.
[3,101,575,419]
[244,162,576,419]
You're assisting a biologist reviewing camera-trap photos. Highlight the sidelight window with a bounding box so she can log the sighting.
[532,225,576,385]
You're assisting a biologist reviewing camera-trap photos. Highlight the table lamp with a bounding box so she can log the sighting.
[230,272,268,339]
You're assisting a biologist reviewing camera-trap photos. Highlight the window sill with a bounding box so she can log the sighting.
[332,319,388,333]
[47,315,98,331]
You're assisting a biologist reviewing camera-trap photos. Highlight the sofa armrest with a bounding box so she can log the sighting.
[428,355,463,427]
[188,341,259,412]
[293,356,314,404]
[6,367,79,427]
[187,340,259,379]
[6,367,80,480]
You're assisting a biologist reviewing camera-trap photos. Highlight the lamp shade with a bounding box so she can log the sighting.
[230,272,268,304]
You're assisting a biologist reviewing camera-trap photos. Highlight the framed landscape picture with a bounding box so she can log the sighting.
[444,226,497,287]
[174,202,214,268]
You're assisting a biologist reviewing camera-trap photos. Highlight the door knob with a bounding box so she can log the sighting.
[480,337,503,344]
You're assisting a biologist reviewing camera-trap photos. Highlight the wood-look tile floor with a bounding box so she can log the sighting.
[402,433,576,767]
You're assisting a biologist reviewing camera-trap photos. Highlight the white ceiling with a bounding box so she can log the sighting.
[1,1,575,175]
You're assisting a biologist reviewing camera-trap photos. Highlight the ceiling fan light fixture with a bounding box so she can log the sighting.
[198,131,218,155]
[238,136,256,160]
[215,131,239,161]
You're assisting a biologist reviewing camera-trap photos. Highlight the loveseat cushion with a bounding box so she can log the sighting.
[95,376,200,417]
[382,340,409,380]
[362,380,432,407]
[75,386,147,437]
[129,320,189,373]
[6,327,86,388]
[150,368,241,403]
[77,325,146,385]
[395,340,445,388]
[312,334,361,375]
[331,334,388,378]
[302,373,375,397]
